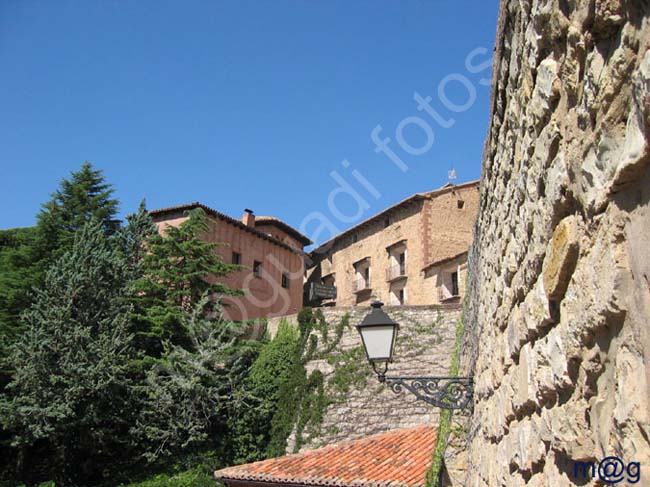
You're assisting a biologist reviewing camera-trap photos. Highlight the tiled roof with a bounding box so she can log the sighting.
[214,425,437,487]
[148,202,309,254]
[310,180,479,257]
[255,216,313,246]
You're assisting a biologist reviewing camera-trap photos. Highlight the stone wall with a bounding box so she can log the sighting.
[288,304,462,452]
[463,1,650,485]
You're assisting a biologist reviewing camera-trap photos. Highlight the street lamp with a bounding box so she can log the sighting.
[356,301,473,410]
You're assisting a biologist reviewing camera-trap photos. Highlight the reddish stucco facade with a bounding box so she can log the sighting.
[149,203,311,321]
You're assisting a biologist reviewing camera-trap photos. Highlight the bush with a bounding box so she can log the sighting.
[227,319,300,464]
[117,469,214,487]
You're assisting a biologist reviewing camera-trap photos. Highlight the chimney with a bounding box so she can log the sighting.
[242,208,255,227]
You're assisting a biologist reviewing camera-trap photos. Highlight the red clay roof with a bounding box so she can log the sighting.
[148,202,311,253]
[214,425,437,487]
[310,180,479,257]
[255,216,312,246]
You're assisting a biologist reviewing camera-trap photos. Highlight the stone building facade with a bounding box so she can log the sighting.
[462,1,650,485]
[150,203,311,321]
[306,181,479,307]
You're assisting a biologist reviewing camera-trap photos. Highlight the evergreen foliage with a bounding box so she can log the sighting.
[131,208,242,356]
[0,227,39,379]
[0,162,120,358]
[0,163,382,487]
[0,221,137,486]
[133,295,247,465]
[267,307,348,456]
[36,161,120,256]
[227,320,300,464]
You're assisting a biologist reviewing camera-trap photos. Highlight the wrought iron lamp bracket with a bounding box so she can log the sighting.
[376,373,473,410]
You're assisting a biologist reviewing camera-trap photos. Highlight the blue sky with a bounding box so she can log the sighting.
[1,0,499,246]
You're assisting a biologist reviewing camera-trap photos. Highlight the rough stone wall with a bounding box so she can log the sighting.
[287,304,462,452]
[464,1,650,485]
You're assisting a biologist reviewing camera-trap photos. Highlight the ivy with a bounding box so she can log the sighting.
[425,303,466,487]
[266,307,360,455]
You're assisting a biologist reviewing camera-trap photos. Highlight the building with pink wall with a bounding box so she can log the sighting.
[149,203,311,321]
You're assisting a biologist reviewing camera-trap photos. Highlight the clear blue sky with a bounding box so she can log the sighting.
[1,0,499,246]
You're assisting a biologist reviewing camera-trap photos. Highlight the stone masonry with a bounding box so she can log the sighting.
[463,1,650,485]
[284,305,462,452]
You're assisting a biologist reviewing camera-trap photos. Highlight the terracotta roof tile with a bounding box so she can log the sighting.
[214,425,437,487]
[148,202,309,254]
[310,180,479,256]
[254,215,313,246]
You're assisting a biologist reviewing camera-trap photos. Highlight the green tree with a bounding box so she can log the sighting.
[0,221,137,486]
[118,200,158,281]
[0,162,120,356]
[132,208,242,356]
[0,228,39,374]
[227,320,300,464]
[133,295,248,465]
[36,161,119,256]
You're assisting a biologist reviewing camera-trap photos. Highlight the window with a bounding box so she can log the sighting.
[398,288,405,305]
[232,252,241,265]
[281,272,289,288]
[451,272,459,296]
[457,200,465,209]
[253,260,262,278]
[384,217,390,228]
[352,234,358,243]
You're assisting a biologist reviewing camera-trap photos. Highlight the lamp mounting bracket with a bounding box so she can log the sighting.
[379,375,473,410]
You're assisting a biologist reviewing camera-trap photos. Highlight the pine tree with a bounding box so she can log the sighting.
[0,162,121,355]
[0,228,39,373]
[132,208,242,356]
[133,295,247,464]
[0,221,137,486]
[118,200,158,281]
[36,161,120,257]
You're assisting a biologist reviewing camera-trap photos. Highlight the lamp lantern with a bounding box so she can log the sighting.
[355,300,474,410]
[355,301,399,368]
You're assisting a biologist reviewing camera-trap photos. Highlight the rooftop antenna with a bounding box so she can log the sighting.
[447,163,457,183]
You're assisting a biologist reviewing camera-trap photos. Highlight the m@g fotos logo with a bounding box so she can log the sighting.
[573,456,640,484]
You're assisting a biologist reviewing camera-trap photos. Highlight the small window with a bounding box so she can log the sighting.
[352,234,358,243]
[281,272,289,289]
[451,272,459,296]
[457,200,465,209]
[253,261,262,278]
[398,288,405,305]
[384,217,390,228]
[232,252,241,265]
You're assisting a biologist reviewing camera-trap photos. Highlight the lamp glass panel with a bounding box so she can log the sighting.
[360,325,396,360]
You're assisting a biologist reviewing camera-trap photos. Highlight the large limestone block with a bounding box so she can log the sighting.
[542,215,580,301]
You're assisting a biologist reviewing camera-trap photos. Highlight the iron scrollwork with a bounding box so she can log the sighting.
[379,375,473,410]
